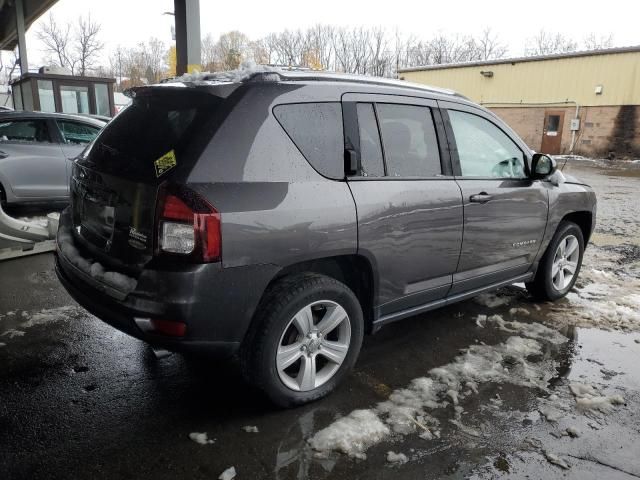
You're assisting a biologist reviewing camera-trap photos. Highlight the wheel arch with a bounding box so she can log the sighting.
[561,211,593,244]
[260,254,377,334]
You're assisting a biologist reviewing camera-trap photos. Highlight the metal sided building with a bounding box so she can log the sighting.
[399,47,640,158]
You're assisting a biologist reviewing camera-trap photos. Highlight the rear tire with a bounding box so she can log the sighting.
[240,273,364,407]
[526,221,584,301]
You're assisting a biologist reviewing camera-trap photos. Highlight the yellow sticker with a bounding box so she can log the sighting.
[154,150,177,177]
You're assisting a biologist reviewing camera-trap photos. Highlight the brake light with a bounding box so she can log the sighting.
[157,187,221,263]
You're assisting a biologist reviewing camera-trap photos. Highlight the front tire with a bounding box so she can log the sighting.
[527,221,585,301]
[240,273,364,407]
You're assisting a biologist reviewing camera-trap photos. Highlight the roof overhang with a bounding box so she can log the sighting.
[0,0,59,51]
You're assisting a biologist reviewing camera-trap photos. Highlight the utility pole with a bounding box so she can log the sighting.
[173,0,201,75]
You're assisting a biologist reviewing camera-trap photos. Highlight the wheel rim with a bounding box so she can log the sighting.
[276,300,351,392]
[551,234,580,291]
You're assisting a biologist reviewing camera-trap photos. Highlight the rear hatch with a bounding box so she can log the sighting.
[70,86,226,272]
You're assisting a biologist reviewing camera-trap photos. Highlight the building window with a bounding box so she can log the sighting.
[94,83,110,116]
[38,80,56,112]
[546,115,560,135]
[60,85,89,114]
[12,84,23,110]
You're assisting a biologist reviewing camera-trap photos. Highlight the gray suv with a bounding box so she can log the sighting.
[55,71,596,407]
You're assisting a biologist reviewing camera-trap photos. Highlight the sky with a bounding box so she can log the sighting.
[20,0,640,68]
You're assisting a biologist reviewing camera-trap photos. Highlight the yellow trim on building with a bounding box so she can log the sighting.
[401,50,640,107]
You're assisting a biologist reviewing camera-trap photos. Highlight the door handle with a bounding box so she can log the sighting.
[470,192,493,204]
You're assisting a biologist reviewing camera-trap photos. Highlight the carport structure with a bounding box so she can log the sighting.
[0,0,202,78]
[0,0,202,258]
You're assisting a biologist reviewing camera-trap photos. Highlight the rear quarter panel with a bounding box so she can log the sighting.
[187,84,358,270]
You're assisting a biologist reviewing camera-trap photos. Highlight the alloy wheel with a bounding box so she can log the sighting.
[276,300,351,392]
[551,234,580,290]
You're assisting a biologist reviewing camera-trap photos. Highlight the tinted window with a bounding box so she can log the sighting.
[377,104,441,177]
[448,110,525,178]
[86,91,220,178]
[0,119,50,143]
[57,120,101,144]
[274,103,344,179]
[356,103,384,177]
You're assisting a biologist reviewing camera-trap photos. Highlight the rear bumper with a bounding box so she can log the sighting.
[55,210,279,356]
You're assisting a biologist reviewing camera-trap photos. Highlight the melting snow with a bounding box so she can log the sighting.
[473,293,512,308]
[386,451,408,464]
[309,320,566,458]
[544,450,570,469]
[569,383,625,413]
[218,466,236,480]
[173,60,276,84]
[189,432,215,445]
[242,425,259,433]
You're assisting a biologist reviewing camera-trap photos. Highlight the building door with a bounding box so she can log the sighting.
[540,111,564,154]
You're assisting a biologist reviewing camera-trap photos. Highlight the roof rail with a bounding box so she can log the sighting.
[162,67,465,98]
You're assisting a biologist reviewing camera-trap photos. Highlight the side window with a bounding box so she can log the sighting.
[0,119,51,143]
[356,103,384,177]
[273,102,344,179]
[57,120,101,145]
[448,110,526,178]
[376,104,441,177]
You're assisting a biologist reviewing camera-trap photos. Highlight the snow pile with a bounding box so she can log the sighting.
[544,450,570,469]
[569,383,625,413]
[550,247,640,332]
[58,226,137,293]
[218,466,236,480]
[386,451,408,464]
[308,409,390,459]
[173,61,276,84]
[473,293,512,308]
[189,432,215,445]
[309,320,566,458]
[242,425,259,433]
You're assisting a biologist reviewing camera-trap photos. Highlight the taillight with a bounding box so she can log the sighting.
[157,187,221,263]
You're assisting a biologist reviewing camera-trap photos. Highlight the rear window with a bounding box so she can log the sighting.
[84,90,220,179]
[273,102,344,179]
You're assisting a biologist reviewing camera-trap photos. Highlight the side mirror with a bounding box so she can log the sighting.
[531,153,557,179]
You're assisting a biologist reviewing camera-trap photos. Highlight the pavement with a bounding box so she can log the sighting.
[1,160,640,480]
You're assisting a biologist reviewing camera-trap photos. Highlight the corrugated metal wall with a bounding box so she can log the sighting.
[401,51,640,107]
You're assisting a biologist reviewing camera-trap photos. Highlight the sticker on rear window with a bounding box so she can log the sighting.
[154,150,177,177]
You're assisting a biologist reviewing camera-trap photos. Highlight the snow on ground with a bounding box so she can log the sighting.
[549,246,640,332]
[309,317,566,458]
[189,432,215,445]
[242,425,259,433]
[0,306,87,342]
[218,466,236,480]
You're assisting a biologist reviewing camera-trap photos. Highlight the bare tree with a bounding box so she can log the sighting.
[583,33,614,50]
[474,27,508,60]
[37,13,74,72]
[525,30,578,56]
[75,15,104,76]
[201,33,217,70]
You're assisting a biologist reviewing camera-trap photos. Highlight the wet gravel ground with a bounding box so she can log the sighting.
[1,160,640,479]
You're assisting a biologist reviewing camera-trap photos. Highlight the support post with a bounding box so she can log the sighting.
[174,0,201,76]
[14,0,29,74]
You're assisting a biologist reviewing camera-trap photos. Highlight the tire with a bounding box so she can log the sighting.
[526,221,585,301]
[240,272,364,407]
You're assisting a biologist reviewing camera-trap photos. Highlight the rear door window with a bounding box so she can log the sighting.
[356,103,385,177]
[273,102,344,179]
[376,104,441,177]
[0,119,51,143]
[57,120,101,144]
